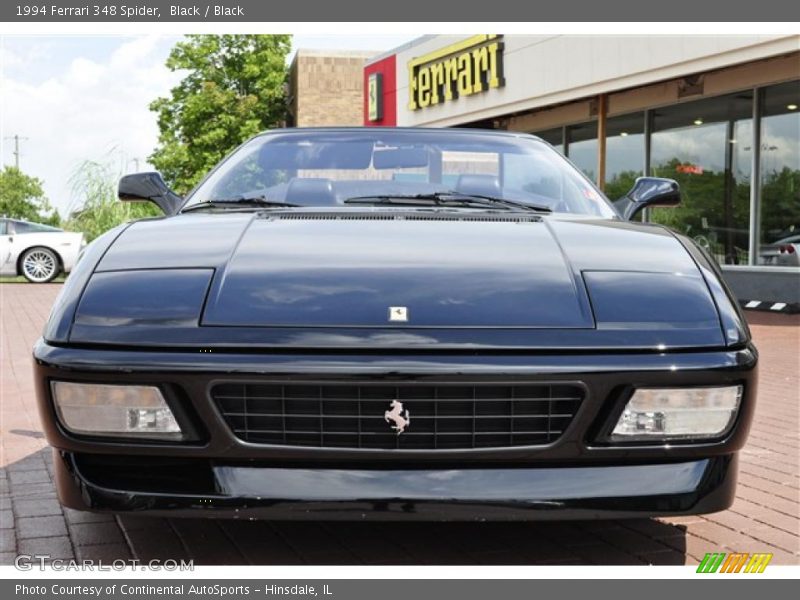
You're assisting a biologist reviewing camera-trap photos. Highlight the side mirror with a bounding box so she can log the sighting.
[118,172,183,216]
[613,177,681,221]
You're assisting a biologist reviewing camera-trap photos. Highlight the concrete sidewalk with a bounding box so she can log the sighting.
[1,283,797,565]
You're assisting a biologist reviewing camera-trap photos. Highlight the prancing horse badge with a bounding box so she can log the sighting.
[389,306,408,322]
[384,400,411,434]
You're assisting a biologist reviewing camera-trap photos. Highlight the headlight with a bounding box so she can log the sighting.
[51,382,184,440]
[610,385,742,441]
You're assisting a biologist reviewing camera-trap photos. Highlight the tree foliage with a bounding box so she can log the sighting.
[148,34,292,195]
[760,166,800,243]
[605,158,800,264]
[604,170,639,204]
[0,166,59,225]
[64,157,159,242]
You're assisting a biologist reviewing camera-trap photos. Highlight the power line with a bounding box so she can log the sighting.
[4,134,29,169]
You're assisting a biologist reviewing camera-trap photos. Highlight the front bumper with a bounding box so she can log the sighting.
[55,450,737,520]
[34,340,757,519]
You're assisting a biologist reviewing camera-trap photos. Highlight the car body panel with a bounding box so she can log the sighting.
[34,340,758,462]
[53,451,737,520]
[57,211,731,350]
[37,338,754,518]
[202,214,593,329]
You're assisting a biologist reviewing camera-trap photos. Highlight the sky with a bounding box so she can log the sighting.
[0,34,416,217]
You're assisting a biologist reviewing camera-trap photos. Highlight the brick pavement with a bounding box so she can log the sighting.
[1,283,798,566]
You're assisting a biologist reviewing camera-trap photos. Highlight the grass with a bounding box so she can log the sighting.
[0,275,66,284]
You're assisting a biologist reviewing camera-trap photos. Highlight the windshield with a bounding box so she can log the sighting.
[182,129,616,218]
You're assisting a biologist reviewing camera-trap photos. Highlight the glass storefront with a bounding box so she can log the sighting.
[605,112,645,201]
[534,127,563,154]
[566,122,598,180]
[533,80,799,268]
[650,91,753,265]
[758,81,800,265]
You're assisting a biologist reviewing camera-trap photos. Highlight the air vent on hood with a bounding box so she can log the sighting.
[266,213,541,223]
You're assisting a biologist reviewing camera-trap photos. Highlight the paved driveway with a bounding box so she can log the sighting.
[1,284,797,565]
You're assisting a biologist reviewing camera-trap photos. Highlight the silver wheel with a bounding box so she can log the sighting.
[21,247,59,283]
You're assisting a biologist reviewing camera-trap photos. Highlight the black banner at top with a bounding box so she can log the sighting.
[1,0,797,22]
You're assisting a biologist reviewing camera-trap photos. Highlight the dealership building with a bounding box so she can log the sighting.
[362,35,800,308]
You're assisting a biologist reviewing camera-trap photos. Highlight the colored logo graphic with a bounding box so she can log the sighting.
[696,552,773,573]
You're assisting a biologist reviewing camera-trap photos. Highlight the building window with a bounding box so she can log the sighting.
[604,112,645,201]
[528,81,799,270]
[649,91,753,265]
[757,81,800,266]
[566,122,597,180]
[534,127,564,154]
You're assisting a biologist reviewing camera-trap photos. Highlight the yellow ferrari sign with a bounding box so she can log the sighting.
[407,34,505,111]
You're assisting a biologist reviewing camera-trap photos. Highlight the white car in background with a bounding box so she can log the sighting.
[0,218,85,283]
[760,234,800,267]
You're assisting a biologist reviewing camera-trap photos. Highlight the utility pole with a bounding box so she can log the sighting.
[5,134,29,169]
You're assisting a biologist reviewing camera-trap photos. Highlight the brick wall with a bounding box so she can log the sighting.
[290,50,377,127]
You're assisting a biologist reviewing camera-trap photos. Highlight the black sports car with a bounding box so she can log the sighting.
[34,128,757,520]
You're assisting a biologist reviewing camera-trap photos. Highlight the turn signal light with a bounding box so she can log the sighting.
[610,386,742,441]
[51,382,184,440]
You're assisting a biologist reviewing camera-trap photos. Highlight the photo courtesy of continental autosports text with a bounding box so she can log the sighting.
[0,0,798,597]
[16,584,329,596]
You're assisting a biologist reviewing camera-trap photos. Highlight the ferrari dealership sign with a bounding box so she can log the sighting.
[367,72,384,122]
[407,34,505,110]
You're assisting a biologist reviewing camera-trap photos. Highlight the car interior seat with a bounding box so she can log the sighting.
[455,174,501,197]
[284,178,338,206]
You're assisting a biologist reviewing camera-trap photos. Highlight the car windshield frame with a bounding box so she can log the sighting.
[180,129,617,218]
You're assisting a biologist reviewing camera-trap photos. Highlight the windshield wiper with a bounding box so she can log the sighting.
[344,192,551,213]
[182,195,299,212]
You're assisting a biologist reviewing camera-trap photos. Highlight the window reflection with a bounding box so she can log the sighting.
[758,81,800,266]
[567,122,598,180]
[535,127,564,154]
[528,81,798,269]
[605,112,645,201]
[650,92,753,265]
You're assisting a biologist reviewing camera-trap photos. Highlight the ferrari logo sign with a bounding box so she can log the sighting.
[368,72,383,122]
[408,34,505,111]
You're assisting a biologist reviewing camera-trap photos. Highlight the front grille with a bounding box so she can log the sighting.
[212,381,584,450]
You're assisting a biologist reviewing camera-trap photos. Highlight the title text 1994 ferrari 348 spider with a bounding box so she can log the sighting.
[34,128,756,520]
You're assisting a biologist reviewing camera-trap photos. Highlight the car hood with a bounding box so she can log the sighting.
[203,213,593,329]
[67,211,728,350]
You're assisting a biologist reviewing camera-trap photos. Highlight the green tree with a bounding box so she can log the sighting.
[64,156,159,242]
[604,169,640,203]
[149,34,292,194]
[760,166,800,243]
[649,158,751,263]
[0,166,60,225]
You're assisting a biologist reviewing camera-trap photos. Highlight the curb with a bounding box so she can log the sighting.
[741,300,800,314]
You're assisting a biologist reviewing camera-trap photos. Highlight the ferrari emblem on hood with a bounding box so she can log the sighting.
[384,400,411,434]
[389,306,408,322]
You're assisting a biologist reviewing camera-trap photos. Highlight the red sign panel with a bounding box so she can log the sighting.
[364,55,397,126]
